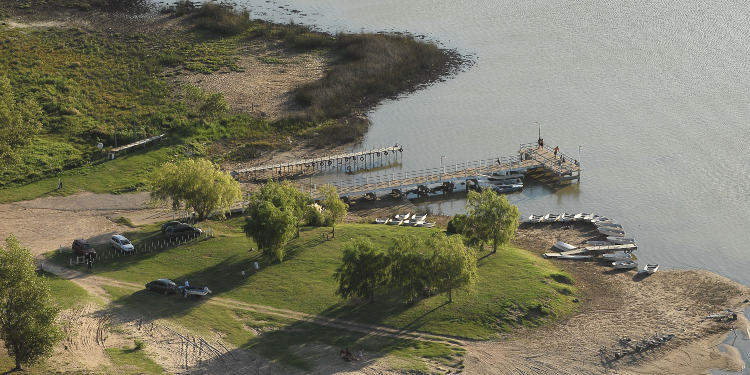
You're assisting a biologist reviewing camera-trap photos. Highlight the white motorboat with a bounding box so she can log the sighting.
[602,251,633,261]
[574,213,594,221]
[375,217,390,224]
[641,264,659,274]
[612,260,638,269]
[606,237,635,245]
[590,216,612,224]
[542,213,559,223]
[413,214,428,222]
[554,241,577,251]
[598,227,625,237]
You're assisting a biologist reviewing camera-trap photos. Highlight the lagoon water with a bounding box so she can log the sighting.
[235,0,750,285]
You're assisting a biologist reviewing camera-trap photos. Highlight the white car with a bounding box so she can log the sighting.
[110,235,134,253]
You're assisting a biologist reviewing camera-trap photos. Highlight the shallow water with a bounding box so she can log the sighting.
[223,0,750,284]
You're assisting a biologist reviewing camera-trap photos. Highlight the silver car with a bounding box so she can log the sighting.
[110,234,134,253]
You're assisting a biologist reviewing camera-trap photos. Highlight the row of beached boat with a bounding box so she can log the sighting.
[374,213,435,228]
[538,213,659,274]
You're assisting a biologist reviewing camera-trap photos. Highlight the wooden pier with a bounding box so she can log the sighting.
[307,143,581,199]
[231,145,403,181]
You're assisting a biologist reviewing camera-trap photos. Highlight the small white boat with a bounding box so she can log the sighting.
[590,216,612,224]
[595,222,623,229]
[602,251,633,261]
[542,213,559,223]
[554,241,577,251]
[574,213,594,221]
[558,213,575,222]
[412,214,428,222]
[598,227,625,237]
[641,264,659,274]
[416,222,435,228]
[559,254,592,260]
[388,218,404,226]
[528,214,544,222]
[375,217,390,224]
[606,237,635,244]
[612,260,638,269]
[394,213,411,221]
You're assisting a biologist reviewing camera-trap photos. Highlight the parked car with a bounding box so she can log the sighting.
[145,279,177,295]
[110,235,134,253]
[72,239,96,259]
[166,224,202,239]
[161,221,183,234]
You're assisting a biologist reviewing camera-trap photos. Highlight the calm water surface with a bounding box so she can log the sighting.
[234,0,750,284]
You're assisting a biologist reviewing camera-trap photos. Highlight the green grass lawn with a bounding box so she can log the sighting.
[42,271,96,310]
[50,220,578,340]
[105,346,165,375]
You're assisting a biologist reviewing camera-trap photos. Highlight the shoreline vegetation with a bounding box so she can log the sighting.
[0,0,464,199]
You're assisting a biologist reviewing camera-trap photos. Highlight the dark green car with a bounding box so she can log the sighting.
[145,279,177,295]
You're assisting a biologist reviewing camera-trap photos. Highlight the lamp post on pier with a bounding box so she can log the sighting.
[440,155,446,179]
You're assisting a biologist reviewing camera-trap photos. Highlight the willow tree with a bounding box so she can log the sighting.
[429,233,477,302]
[334,239,388,302]
[465,189,520,254]
[0,235,63,371]
[319,185,348,238]
[151,158,242,220]
[244,181,311,262]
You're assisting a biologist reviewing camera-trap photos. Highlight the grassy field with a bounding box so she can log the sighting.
[0,8,456,201]
[49,220,578,340]
[42,271,96,310]
[105,346,165,375]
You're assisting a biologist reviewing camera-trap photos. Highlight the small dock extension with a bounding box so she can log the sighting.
[231,145,403,181]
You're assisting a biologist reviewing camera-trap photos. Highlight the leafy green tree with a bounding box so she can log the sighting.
[0,235,63,371]
[319,185,348,238]
[151,158,241,220]
[244,181,311,262]
[428,233,477,302]
[334,239,388,302]
[387,235,432,303]
[0,75,41,161]
[465,189,520,254]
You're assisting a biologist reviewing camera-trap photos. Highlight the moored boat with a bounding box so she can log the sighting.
[559,254,592,260]
[554,241,577,251]
[606,236,635,244]
[641,264,659,274]
[598,227,625,237]
[612,260,638,269]
[375,217,390,224]
[602,251,633,261]
[594,222,623,229]
[574,213,594,221]
[558,213,575,222]
[394,213,411,221]
[542,213,559,223]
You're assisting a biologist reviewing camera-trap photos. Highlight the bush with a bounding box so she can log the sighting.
[303,118,369,148]
[114,216,136,228]
[550,272,574,285]
[133,339,146,351]
[446,214,468,235]
[190,3,251,36]
[304,204,325,227]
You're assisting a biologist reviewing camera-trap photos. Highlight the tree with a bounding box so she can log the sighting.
[244,181,311,262]
[151,158,242,220]
[0,75,41,161]
[387,235,432,303]
[428,233,477,302]
[334,239,388,302]
[0,235,63,371]
[465,189,520,254]
[319,185,348,238]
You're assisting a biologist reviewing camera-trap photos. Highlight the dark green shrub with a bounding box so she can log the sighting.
[446,214,468,235]
[190,3,251,36]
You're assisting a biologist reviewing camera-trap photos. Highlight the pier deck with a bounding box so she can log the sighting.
[308,143,581,199]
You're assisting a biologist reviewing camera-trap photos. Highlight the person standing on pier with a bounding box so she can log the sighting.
[538,138,544,149]
[554,146,559,158]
